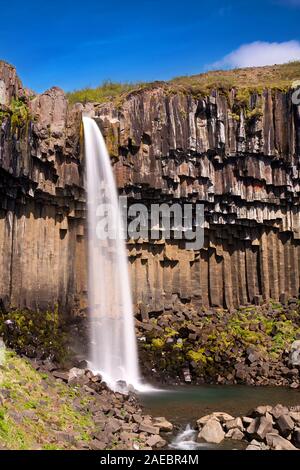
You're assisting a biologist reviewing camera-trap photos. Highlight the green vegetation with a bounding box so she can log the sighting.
[0,351,95,449]
[10,98,31,132]
[0,306,67,362]
[67,61,300,106]
[141,301,300,380]
[67,80,145,105]
[0,97,31,131]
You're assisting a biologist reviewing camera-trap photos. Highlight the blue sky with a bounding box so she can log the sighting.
[1,0,300,92]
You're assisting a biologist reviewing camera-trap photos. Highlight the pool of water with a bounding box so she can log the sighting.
[140,385,300,450]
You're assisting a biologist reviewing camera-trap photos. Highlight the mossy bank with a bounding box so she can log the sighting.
[137,300,300,387]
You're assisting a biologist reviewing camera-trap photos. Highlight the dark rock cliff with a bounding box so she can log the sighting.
[0,62,85,313]
[1,61,300,316]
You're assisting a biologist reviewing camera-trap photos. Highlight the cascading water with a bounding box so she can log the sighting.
[83,116,143,392]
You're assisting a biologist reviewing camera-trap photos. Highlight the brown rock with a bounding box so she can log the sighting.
[276,414,294,437]
[198,419,225,444]
[146,435,167,449]
[266,433,298,450]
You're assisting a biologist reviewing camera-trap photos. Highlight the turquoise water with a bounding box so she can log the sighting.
[141,385,300,449]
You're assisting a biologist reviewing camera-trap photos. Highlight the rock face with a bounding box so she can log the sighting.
[96,85,300,314]
[1,61,300,318]
[0,61,86,314]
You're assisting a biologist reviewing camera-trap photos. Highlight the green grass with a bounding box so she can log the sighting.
[66,61,300,105]
[67,80,145,105]
[0,351,95,450]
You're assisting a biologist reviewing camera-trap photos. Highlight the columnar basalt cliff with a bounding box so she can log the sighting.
[95,83,300,314]
[1,61,300,317]
[0,61,86,314]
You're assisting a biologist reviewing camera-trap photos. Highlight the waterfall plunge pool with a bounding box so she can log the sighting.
[140,384,300,449]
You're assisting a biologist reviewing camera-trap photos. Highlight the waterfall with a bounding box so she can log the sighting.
[169,425,200,450]
[83,116,142,392]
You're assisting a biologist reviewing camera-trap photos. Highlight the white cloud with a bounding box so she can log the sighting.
[213,40,300,69]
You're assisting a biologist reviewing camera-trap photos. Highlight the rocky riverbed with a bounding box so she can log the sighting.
[194,404,300,450]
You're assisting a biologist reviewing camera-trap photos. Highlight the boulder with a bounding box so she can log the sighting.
[242,416,254,427]
[68,367,86,383]
[246,415,274,441]
[225,417,244,432]
[90,439,107,450]
[276,414,294,437]
[52,370,69,382]
[146,435,166,449]
[256,416,274,440]
[271,404,289,419]
[246,439,269,450]
[290,412,300,425]
[198,419,225,444]
[152,417,173,432]
[292,428,300,448]
[225,428,244,440]
[266,433,298,450]
[252,405,272,417]
[197,412,234,429]
[139,422,159,435]
[104,418,122,434]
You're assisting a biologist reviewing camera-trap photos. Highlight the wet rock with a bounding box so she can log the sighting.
[198,419,225,444]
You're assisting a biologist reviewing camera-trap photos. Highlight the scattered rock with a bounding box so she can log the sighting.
[139,422,160,435]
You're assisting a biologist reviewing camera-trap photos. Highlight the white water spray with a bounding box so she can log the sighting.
[83,116,145,392]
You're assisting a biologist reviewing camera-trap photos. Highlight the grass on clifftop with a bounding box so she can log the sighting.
[67,61,300,104]
[0,350,95,450]
[67,80,145,105]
